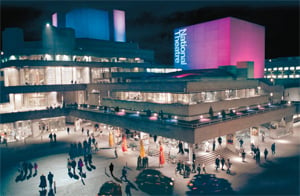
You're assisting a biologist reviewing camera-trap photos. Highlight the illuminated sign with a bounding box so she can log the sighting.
[174,28,188,66]
[173,17,265,78]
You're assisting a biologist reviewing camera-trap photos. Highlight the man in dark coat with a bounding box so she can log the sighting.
[109,162,114,176]
[39,174,47,190]
[71,159,76,175]
[215,156,220,171]
[47,172,54,188]
[218,137,222,147]
[221,157,225,170]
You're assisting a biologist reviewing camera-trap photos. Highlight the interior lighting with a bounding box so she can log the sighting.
[46,23,50,27]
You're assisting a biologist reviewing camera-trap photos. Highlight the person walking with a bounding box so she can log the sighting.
[271,143,276,155]
[71,159,76,175]
[264,148,269,160]
[192,161,196,173]
[47,172,54,188]
[114,147,118,158]
[39,174,47,190]
[221,157,225,170]
[34,162,38,176]
[218,137,222,148]
[226,159,232,174]
[215,156,220,171]
[192,152,196,163]
[256,149,261,164]
[125,182,132,196]
[202,163,207,174]
[197,164,201,175]
[239,139,244,148]
[178,141,184,154]
[53,133,57,143]
[81,127,84,135]
[212,140,216,151]
[28,162,33,177]
[78,158,84,174]
[49,133,53,143]
[120,166,128,182]
[109,162,114,176]
[67,127,70,135]
[87,153,93,167]
[241,150,246,162]
[67,158,72,173]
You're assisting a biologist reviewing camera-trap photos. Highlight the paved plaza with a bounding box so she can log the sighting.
[1,123,299,196]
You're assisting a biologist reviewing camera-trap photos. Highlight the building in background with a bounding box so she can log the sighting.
[174,17,265,78]
[0,9,296,161]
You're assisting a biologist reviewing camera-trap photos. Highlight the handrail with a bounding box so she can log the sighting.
[75,103,292,129]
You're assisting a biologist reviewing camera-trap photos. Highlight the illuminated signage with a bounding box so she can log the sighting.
[174,28,187,66]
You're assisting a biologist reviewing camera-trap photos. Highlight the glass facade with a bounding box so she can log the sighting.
[0,117,65,142]
[114,88,261,105]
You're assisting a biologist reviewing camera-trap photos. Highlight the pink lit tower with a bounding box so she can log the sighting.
[174,17,265,78]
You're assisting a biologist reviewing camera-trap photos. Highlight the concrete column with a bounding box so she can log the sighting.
[226,133,237,152]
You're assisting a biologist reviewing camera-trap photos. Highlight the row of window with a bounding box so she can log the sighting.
[3,54,145,63]
[264,66,300,71]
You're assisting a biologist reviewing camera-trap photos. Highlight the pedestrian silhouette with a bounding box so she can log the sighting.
[109,162,114,176]
[53,133,56,143]
[39,174,47,190]
[264,148,269,160]
[47,172,54,188]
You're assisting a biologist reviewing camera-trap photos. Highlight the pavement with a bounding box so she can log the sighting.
[0,122,299,196]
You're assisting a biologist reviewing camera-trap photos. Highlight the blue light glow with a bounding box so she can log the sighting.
[66,8,109,40]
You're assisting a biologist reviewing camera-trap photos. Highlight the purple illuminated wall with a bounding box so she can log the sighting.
[174,17,265,78]
[52,13,58,27]
[113,10,126,42]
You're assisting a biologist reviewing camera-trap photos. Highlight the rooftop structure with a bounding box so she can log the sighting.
[174,17,265,78]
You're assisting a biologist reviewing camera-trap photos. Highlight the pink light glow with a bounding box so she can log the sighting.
[200,118,211,122]
[52,13,57,27]
[113,10,126,42]
[174,17,265,78]
[173,73,199,78]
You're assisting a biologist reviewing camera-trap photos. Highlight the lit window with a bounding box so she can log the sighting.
[267,75,271,78]
[267,68,272,71]
[295,75,300,78]
[264,68,267,71]
[45,54,52,60]
[283,75,288,78]
[290,67,295,70]
[296,66,300,70]
[278,67,283,70]
[9,55,17,60]
[278,75,282,78]
[273,67,277,71]
[284,67,289,70]
[289,75,294,78]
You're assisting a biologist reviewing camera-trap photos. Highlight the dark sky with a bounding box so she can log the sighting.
[1,0,299,64]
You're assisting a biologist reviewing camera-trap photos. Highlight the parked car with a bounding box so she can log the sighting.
[187,174,234,195]
[135,169,174,194]
[97,181,122,196]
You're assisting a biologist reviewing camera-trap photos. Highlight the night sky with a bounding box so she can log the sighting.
[1,0,299,64]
